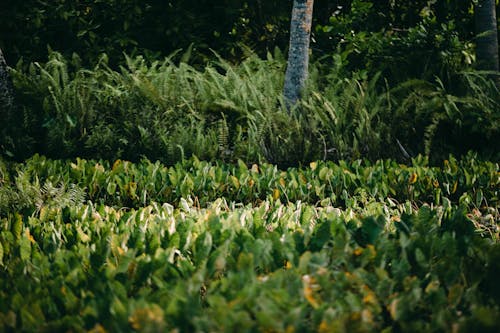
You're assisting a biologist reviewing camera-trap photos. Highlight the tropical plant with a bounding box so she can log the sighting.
[283,0,314,107]
[0,182,498,331]
[4,50,499,164]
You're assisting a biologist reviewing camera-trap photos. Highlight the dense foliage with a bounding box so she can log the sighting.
[2,51,499,165]
[1,1,498,164]
[0,2,498,331]
[1,154,498,217]
[0,1,495,78]
[0,155,498,332]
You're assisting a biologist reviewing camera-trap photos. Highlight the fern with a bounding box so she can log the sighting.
[217,117,230,158]
[7,49,499,164]
[0,168,85,217]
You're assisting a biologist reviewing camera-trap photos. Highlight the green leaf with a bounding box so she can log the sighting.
[13,214,23,240]
[237,159,248,172]
[355,216,384,246]
[194,232,213,264]
[110,297,127,321]
[20,303,45,331]
[0,241,3,266]
[107,181,117,195]
[309,220,332,251]
[475,189,484,207]
[300,206,315,227]
[415,248,428,269]
[180,175,194,197]
[0,311,16,328]
[19,230,31,262]
[318,166,330,181]
[237,252,254,275]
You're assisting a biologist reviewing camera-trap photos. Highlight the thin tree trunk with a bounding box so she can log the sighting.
[0,48,15,113]
[475,0,499,72]
[283,0,314,108]
[0,48,17,156]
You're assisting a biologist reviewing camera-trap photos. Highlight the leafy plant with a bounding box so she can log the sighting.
[5,49,499,165]
[0,189,498,331]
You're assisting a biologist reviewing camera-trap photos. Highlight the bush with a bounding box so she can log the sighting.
[3,50,498,165]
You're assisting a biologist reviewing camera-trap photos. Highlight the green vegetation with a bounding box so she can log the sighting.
[0,0,485,79]
[0,156,499,332]
[3,51,499,164]
[1,154,498,217]
[0,1,498,332]
[1,1,498,164]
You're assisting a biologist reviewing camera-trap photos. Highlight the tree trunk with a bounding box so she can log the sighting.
[0,48,15,113]
[475,0,499,72]
[283,0,314,108]
[0,48,17,156]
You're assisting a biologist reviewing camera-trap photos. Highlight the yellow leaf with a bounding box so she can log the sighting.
[366,244,377,258]
[128,305,165,332]
[127,181,137,199]
[112,159,122,171]
[272,188,280,200]
[88,324,107,333]
[361,309,374,324]
[391,215,401,222]
[318,320,330,333]
[310,161,317,171]
[230,175,240,189]
[425,280,440,294]
[299,173,307,184]
[302,275,321,309]
[363,291,377,305]
[94,163,105,172]
[388,298,400,320]
[25,229,36,244]
[279,177,286,187]
[304,285,320,309]
[77,226,91,243]
[409,173,418,184]
[350,312,361,321]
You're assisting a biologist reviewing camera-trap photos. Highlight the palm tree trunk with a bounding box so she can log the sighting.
[283,0,314,108]
[475,0,499,72]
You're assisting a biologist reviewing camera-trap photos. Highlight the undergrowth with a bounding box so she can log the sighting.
[2,50,498,166]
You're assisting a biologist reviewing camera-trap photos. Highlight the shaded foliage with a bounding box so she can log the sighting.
[1,50,498,165]
[1,0,496,82]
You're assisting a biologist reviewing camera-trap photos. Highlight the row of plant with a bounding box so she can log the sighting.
[1,196,499,332]
[3,51,498,164]
[1,153,498,215]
